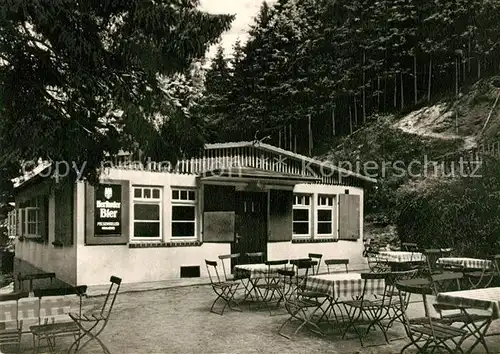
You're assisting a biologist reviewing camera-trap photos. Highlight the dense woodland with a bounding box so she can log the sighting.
[197,0,500,155]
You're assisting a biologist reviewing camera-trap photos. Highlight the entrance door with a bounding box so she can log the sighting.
[232,191,268,267]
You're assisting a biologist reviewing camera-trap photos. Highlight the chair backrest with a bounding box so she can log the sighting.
[35,286,87,320]
[395,281,435,333]
[401,242,419,252]
[359,272,391,303]
[429,272,462,294]
[308,253,323,274]
[100,276,121,319]
[205,260,222,284]
[325,259,349,274]
[424,249,442,273]
[291,259,315,288]
[264,260,288,282]
[218,253,240,281]
[246,252,264,263]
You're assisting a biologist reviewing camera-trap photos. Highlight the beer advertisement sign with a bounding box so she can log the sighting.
[95,184,122,235]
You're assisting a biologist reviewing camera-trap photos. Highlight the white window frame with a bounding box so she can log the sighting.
[292,194,311,238]
[18,197,42,238]
[317,194,335,237]
[171,188,197,240]
[131,186,163,241]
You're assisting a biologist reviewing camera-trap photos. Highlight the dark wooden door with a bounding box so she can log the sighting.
[232,191,268,267]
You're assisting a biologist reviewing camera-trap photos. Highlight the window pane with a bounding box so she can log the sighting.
[172,206,195,221]
[172,222,195,237]
[143,189,151,198]
[172,190,179,200]
[28,223,37,235]
[28,209,38,222]
[318,210,332,222]
[180,190,188,200]
[293,222,309,235]
[318,223,332,235]
[304,196,310,205]
[134,204,160,221]
[134,222,160,237]
[328,197,333,206]
[188,191,195,200]
[152,189,160,199]
[293,209,309,222]
[134,188,142,198]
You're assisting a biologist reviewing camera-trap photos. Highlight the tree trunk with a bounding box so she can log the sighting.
[478,57,481,79]
[283,126,287,150]
[362,51,366,123]
[383,75,387,111]
[332,106,336,137]
[294,134,297,153]
[349,105,353,134]
[400,72,404,110]
[308,115,312,156]
[394,74,397,108]
[414,54,418,105]
[427,58,432,101]
[455,57,459,97]
[278,130,281,148]
[377,76,381,111]
[468,35,471,73]
[289,124,292,151]
[354,96,358,126]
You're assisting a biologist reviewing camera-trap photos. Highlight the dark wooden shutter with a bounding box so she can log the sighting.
[268,189,293,242]
[55,181,74,245]
[338,194,360,240]
[203,185,235,242]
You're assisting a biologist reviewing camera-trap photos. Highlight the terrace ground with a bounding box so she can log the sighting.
[4,284,500,354]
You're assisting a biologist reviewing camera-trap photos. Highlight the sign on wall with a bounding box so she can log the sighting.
[95,184,122,236]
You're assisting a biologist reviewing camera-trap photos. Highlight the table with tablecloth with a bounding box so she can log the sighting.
[436,287,500,353]
[377,251,426,263]
[436,257,492,270]
[233,263,288,303]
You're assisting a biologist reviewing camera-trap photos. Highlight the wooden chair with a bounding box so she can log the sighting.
[254,260,288,316]
[308,253,323,275]
[205,261,241,315]
[30,286,87,353]
[245,252,264,264]
[325,259,349,274]
[218,253,240,281]
[67,276,121,354]
[464,254,500,289]
[278,259,327,339]
[395,281,468,354]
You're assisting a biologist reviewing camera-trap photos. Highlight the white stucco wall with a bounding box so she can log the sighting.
[15,185,77,285]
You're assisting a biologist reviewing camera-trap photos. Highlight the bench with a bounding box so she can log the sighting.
[0,286,87,353]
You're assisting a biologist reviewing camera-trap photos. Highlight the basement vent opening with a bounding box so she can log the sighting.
[180,266,200,278]
[344,189,350,194]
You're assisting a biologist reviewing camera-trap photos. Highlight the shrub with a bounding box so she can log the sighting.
[396,155,500,257]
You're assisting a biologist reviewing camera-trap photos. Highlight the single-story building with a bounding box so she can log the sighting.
[12,141,376,287]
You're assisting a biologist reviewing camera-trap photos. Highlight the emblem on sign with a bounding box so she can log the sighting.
[104,187,113,200]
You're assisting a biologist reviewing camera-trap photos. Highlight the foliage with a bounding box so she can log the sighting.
[396,155,500,257]
[0,0,234,192]
[324,116,462,223]
[198,0,500,153]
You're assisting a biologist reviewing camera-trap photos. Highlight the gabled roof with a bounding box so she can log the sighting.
[205,141,376,184]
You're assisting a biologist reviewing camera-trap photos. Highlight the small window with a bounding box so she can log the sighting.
[317,194,335,237]
[171,188,197,238]
[132,187,162,240]
[293,194,311,237]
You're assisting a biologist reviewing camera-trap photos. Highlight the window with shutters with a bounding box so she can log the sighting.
[317,195,335,237]
[171,188,196,239]
[17,196,49,241]
[132,186,162,240]
[292,194,311,237]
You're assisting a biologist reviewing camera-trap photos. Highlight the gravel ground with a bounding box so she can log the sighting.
[3,285,500,353]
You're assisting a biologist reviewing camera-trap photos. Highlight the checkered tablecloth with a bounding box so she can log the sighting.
[436,287,500,319]
[305,273,385,299]
[377,251,426,263]
[234,264,288,280]
[436,257,492,270]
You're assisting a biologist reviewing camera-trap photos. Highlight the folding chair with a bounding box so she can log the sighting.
[30,286,87,353]
[342,272,392,347]
[464,254,500,289]
[325,259,349,274]
[218,253,240,281]
[67,276,121,354]
[423,249,447,275]
[308,253,323,275]
[278,259,328,339]
[395,282,468,354]
[254,260,288,315]
[245,252,264,264]
[205,260,241,315]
